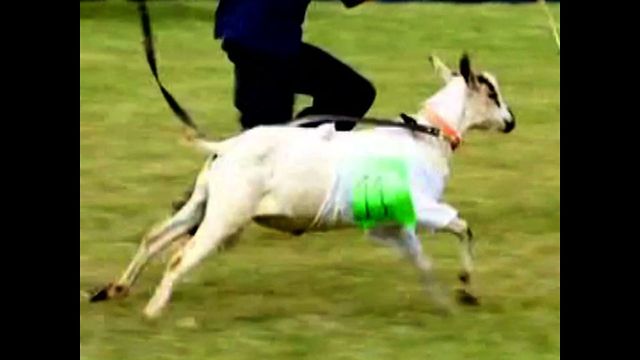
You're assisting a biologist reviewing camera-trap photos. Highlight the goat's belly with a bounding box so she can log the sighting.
[251,166,335,234]
[252,189,329,234]
[252,215,316,235]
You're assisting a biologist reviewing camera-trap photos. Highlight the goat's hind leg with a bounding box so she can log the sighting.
[142,215,245,319]
[89,162,210,303]
[143,167,261,318]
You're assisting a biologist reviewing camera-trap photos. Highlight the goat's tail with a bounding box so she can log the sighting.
[183,127,236,156]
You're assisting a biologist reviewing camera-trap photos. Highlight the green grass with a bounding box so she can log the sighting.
[80,2,560,359]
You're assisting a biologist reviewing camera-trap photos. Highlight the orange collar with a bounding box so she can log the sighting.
[424,106,462,151]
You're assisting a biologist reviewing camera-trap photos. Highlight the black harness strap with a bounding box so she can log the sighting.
[135,0,443,140]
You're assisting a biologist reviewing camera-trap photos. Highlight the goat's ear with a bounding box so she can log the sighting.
[428,54,453,83]
[459,53,476,86]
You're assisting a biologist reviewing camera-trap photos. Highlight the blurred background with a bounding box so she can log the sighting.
[80,1,559,359]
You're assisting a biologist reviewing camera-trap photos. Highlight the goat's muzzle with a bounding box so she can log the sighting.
[503,108,516,133]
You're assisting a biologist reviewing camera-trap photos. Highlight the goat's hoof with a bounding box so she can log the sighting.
[89,283,129,303]
[143,304,165,320]
[455,289,480,306]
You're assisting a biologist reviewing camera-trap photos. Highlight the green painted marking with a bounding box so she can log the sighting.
[350,157,416,228]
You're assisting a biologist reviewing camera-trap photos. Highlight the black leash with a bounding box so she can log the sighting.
[289,114,441,138]
[136,0,205,138]
[134,0,443,140]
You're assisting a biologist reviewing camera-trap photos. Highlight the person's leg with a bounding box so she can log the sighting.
[294,43,376,131]
[223,40,296,129]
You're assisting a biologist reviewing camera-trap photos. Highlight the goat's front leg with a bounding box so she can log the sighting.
[414,198,480,307]
[396,228,454,315]
[441,217,480,306]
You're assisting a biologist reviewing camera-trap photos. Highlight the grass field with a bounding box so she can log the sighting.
[80,2,560,359]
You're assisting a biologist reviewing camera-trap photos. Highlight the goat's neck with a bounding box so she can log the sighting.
[412,80,469,160]
[419,79,468,134]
